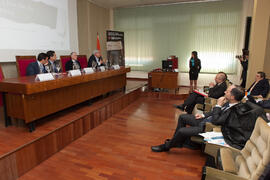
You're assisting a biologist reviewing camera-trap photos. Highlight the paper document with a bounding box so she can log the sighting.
[199,131,230,147]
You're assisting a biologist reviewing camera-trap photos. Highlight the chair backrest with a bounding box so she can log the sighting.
[0,65,4,106]
[16,56,36,77]
[77,55,88,69]
[60,55,71,72]
[237,117,270,179]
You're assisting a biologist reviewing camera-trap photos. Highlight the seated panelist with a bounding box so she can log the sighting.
[26,53,48,76]
[88,50,105,68]
[65,52,81,71]
[46,50,59,73]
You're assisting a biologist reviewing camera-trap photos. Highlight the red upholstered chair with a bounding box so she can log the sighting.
[77,55,88,69]
[0,65,4,106]
[16,56,36,77]
[60,55,71,72]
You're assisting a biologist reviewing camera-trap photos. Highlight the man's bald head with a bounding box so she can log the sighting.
[215,72,227,84]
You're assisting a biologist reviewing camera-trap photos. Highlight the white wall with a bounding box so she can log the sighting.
[126,0,254,87]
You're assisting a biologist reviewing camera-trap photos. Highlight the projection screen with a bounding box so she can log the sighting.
[0,0,78,62]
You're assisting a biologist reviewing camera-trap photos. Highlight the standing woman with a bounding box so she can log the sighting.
[189,51,201,92]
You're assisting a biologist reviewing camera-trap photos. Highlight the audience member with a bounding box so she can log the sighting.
[174,72,227,114]
[152,85,244,152]
[247,95,270,109]
[246,71,269,98]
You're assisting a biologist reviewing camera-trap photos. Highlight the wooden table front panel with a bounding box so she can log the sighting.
[150,72,178,89]
[3,68,129,123]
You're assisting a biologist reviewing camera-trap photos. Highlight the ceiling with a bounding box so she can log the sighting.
[88,0,222,9]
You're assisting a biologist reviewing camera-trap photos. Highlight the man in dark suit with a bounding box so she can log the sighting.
[175,72,228,114]
[26,53,48,76]
[46,50,59,73]
[247,71,269,98]
[88,50,105,68]
[248,95,270,109]
[151,85,245,152]
[65,52,81,71]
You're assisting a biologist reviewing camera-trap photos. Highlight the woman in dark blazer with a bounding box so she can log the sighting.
[189,51,201,92]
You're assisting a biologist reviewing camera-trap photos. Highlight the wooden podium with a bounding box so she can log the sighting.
[148,71,179,93]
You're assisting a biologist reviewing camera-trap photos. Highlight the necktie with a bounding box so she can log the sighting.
[221,103,230,112]
[199,103,230,127]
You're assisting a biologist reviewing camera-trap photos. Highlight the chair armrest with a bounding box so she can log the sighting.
[205,97,212,103]
[264,108,270,113]
[204,122,221,132]
[204,143,240,160]
[203,166,247,180]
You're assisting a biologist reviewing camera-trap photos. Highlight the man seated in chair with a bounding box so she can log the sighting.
[26,53,48,76]
[246,71,269,98]
[151,85,245,152]
[46,50,59,73]
[247,95,270,109]
[65,52,81,71]
[174,72,228,114]
[88,50,105,68]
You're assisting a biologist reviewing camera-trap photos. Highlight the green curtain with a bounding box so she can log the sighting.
[114,0,243,73]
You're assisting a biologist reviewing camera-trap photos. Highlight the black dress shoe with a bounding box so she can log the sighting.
[151,139,171,152]
[173,104,185,111]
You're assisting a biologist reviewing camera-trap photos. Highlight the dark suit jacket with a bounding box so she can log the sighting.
[88,54,104,68]
[47,60,59,73]
[208,81,227,99]
[65,60,81,71]
[203,102,268,149]
[26,61,47,76]
[247,79,269,98]
[203,102,231,126]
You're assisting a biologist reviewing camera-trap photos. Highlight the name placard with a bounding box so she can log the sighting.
[83,67,94,74]
[112,65,120,70]
[68,69,82,77]
[100,66,105,72]
[36,73,55,82]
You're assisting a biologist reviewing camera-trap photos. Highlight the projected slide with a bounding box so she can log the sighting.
[0,0,70,50]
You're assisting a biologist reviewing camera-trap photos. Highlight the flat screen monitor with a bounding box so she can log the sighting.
[162,60,173,71]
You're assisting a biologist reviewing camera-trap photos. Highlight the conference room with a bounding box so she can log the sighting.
[0,0,270,179]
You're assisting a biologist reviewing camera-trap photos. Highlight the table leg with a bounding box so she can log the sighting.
[28,122,36,132]
[2,92,12,127]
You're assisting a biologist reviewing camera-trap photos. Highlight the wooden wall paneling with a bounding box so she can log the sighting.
[100,107,106,123]
[90,112,95,130]
[73,118,84,140]
[83,114,91,134]
[0,154,18,180]
[56,124,74,150]
[15,143,37,176]
[6,94,24,119]
[93,110,100,127]
[33,133,58,165]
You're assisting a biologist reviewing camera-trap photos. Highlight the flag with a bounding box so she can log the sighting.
[97,32,101,51]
